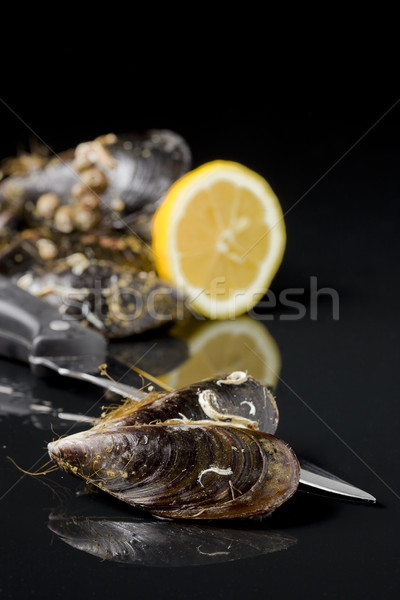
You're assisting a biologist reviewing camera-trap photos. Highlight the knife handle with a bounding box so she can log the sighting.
[0,275,106,367]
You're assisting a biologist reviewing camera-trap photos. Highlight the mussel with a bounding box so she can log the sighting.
[48,373,299,520]
[48,423,299,520]
[0,129,191,237]
[0,228,155,276]
[15,252,186,338]
[0,129,193,337]
[94,372,279,433]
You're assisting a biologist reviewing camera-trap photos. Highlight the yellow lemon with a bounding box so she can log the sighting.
[152,160,286,319]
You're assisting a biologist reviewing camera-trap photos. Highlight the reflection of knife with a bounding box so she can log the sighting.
[0,276,376,504]
[0,379,96,427]
[0,275,147,399]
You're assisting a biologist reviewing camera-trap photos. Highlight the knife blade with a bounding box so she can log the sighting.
[0,275,147,400]
[299,458,376,503]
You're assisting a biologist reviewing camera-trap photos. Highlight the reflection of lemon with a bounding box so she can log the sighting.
[159,316,281,391]
[152,160,286,319]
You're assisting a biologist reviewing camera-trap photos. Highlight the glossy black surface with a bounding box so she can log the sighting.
[1,63,399,599]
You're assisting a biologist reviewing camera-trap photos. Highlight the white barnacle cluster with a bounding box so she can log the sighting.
[197,466,234,487]
[240,400,256,416]
[216,371,248,386]
[197,389,227,423]
[197,375,258,430]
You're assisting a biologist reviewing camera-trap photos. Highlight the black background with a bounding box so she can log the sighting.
[0,33,399,599]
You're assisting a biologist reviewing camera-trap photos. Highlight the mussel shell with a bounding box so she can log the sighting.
[16,256,186,338]
[0,129,191,233]
[101,130,191,228]
[0,149,76,210]
[2,229,155,272]
[48,423,300,520]
[98,374,279,434]
[0,130,192,337]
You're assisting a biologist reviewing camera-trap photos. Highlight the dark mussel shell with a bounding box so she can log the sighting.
[101,131,191,230]
[0,228,155,277]
[0,129,191,237]
[0,130,192,337]
[48,423,299,520]
[16,254,186,338]
[97,372,279,434]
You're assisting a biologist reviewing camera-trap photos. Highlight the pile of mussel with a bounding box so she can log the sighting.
[0,130,192,336]
[1,131,300,520]
[48,371,300,520]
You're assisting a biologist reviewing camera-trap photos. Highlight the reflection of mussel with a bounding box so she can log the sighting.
[48,494,297,567]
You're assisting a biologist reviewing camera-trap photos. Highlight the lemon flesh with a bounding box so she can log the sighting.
[152,160,286,319]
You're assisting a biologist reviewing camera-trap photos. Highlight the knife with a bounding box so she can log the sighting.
[0,275,148,399]
[0,373,376,503]
[0,377,377,505]
[0,276,376,503]
[298,458,376,503]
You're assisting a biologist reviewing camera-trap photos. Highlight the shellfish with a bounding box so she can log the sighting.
[0,130,192,336]
[0,129,191,237]
[48,373,299,520]
[94,372,279,433]
[15,252,186,338]
[48,424,299,520]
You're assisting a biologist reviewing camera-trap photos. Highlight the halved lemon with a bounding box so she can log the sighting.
[152,160,286,319]
[159,316,281,391]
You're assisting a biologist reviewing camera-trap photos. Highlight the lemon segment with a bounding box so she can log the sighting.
[152,160,286,319]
